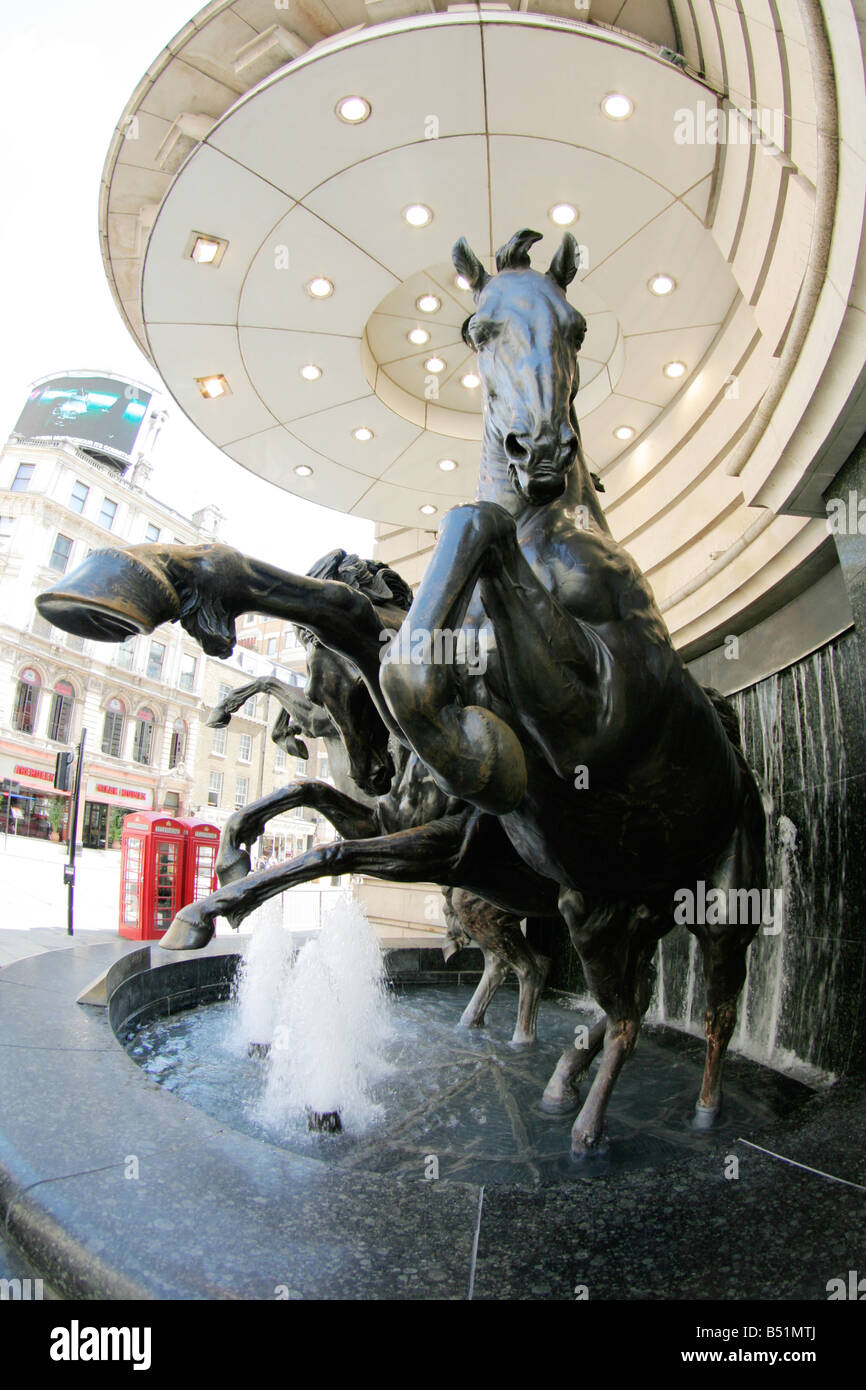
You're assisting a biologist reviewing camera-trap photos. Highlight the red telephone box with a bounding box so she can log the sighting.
[119,812,186,939]
[177,818,220,905]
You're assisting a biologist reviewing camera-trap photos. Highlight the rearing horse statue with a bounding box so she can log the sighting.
[35,227,767,1157]
[378,229,768,1152]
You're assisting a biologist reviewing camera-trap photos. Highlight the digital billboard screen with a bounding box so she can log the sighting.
[14,375,152,460]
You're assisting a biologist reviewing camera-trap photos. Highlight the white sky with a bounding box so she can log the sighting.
[0,0,374,571]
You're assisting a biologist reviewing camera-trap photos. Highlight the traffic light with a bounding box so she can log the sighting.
[54,750,74,792]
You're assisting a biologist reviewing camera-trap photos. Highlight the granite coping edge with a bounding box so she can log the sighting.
[0,938,486,1300]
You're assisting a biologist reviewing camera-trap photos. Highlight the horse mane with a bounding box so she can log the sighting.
[294,550,414,647]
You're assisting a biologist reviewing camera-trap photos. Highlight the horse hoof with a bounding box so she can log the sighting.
[570,1129,608,1158]
[692,1102,721,1131]
[540,1090,580,1116]
[160,911,215,952]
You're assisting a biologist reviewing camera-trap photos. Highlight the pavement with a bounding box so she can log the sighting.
[0,834,126,968]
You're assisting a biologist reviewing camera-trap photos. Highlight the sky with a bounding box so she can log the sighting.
[0,0,374,571]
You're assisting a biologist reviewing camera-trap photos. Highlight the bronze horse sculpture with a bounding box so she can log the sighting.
[36,227,766,1154]
[206,550,554,1047]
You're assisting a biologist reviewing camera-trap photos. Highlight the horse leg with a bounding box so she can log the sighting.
[459,948,510,1030]
[161,816,470,950]
[380,502,606,814]
[540,1019,606,1114]
[558,890,668,1154]
[449,888,549,1045]
[540,903,606,1112]
[688,792,766,1127]
[217,782,378,885]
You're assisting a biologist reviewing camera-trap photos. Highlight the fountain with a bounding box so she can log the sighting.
[236,893,392,1137]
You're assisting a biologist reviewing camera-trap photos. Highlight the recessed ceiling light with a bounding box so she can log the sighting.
[307,277,334,299]
[419,504,437,515]
[336,96,370,124]
[614,426,635,441]
[300,364,322,381]
[353,427,373,441]
[455,273,471,291]
[425,356,446,374]
[294,464,314,477]
[416,294,441,314]
[189,233,227,265]
[602,93,633,120]
[408,327,430,345]
[461,373,480,390]
[438,458,458,472]
[663,360,687,379]
[549,203,578,227]
[649,273,676,296]
[403,204,433,228]
[195,374,230,399]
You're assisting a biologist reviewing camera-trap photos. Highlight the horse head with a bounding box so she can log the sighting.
[297,550,413,797]
[454,228,587,507]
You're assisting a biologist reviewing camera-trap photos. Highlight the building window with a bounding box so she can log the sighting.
[212,727,226,756]
[31,613,52,638]
[145,523,160,542]
[47,681,75,742]
[295,757,306,776]
[49,533,73,573]
[218,683,231,702]
[267,636,277,655]
[99,497,118,530]
[11,463,35,492]
[12,669,40,734]
[65,632,84,654]
[102,700,125,757]
[235,777,249,809]
[0,516,13,543]
[132,709,154,765]
[69,480,89,514]
[274,748,286,772]
[238,733,252,763]
[115,636,136,670]
[244,613,256,626]
[178,653,197,692]
[169,721,186,767]
[163,791,180,814]
[146,641,165,680]
[242,694,256,718]
[208,771,222,807]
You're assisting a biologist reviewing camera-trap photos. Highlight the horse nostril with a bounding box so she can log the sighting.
[505,433,529,462]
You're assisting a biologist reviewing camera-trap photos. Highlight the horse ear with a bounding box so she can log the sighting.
[495,228,543,271]
[452,238,490,298]
[548,233,580,290]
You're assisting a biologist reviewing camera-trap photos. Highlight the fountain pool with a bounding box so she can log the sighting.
[122,981,809,1185]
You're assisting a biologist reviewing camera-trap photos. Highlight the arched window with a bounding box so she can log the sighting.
[47,680,75,742]
[101,698,125,758]
[132,708,154,765]
[169,719,186,768]
[12,668,40,734]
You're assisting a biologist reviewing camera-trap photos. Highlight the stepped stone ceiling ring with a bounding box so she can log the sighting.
[100,5,866,653]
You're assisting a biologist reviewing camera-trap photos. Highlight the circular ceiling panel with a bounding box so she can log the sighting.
[139,12,736,525]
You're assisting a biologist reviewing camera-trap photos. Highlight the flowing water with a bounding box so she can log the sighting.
[651,643,851,1083]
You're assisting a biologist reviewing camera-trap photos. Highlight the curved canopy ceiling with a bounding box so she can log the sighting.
[99,0,866,656]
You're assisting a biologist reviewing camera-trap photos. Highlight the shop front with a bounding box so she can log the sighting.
[82,776,152,850]
[0,755,69,841]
